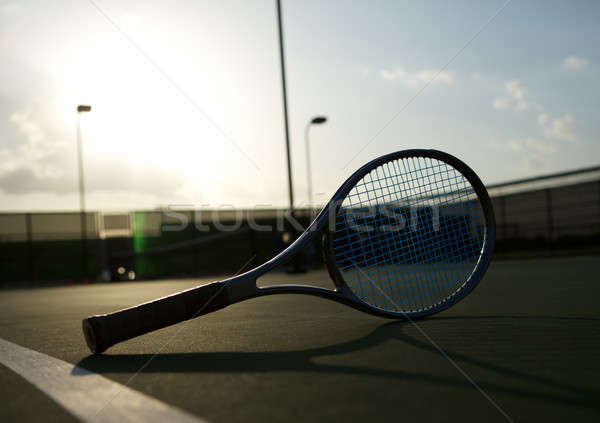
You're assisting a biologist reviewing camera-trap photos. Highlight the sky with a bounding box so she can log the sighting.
[0,0,598,212]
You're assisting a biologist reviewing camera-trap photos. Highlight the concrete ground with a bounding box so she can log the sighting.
[1,255,599,422]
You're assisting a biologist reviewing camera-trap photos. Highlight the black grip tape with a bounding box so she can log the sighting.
[82,281,229,354]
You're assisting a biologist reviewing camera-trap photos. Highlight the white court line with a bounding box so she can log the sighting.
[0,338,208,423]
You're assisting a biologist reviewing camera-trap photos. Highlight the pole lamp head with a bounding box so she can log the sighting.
[311,116,327,124]
[77,105,92,113]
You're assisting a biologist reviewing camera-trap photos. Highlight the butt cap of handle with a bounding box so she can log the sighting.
[82,316,104,354]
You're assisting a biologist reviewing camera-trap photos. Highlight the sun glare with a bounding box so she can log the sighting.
[54,35,234,199]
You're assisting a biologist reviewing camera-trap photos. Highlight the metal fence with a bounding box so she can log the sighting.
[1,165,599,283]
[488,166,600,249]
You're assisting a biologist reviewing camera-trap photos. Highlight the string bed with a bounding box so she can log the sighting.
[332,156,486,313]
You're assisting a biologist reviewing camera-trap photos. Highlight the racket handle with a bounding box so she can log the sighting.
[82,281,229,354]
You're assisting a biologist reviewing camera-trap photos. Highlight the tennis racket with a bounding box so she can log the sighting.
[83,149,495,354]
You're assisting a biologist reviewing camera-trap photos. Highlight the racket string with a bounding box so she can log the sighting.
[332,156,486,313]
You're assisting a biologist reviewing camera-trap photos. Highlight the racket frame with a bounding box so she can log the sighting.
[224,149,495,318]
[83,149,495,354]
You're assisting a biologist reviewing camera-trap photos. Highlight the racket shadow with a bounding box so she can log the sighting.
[75,316,600,409]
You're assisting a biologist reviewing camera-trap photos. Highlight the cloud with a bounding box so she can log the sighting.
[0,102,187,197]
[492,79,528,111]
[0,150,187,196]
[491,97,509,110]
[489,138,557,155]
[0,168,69,194]
[538,113,576,142]
[488,138,558,174]
[1,103,72,182]
[507,138,557,154]
[379,67,454,85]
[415,69,454,84]
[380,67,408,81]
[0,1,24,17]
[562,55,588,70]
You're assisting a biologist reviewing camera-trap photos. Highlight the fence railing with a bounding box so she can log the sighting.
[1,166,599,283]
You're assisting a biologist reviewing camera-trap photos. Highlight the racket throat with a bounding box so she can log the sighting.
[225,273,259,303]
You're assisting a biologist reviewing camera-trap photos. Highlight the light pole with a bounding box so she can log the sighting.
[276,0,294,212]
[305,116,327,219]
[76,104,91,280]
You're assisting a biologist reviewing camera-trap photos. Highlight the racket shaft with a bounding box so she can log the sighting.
[82,281,229,354]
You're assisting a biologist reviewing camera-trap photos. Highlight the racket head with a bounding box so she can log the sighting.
[322,149,495,318]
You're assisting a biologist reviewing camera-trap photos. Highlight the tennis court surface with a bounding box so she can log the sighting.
[1,255,599,422]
